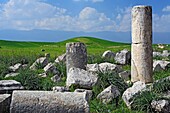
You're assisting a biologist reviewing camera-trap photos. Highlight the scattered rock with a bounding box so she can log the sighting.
[153,51,162,57]
[44,63,58,75]
[51,74,61,83]
[97,85,120,104]
[162,50,170,57]
[38,73,48,77]
[52,86,70,92]
[102,50,115,59]
[30,57,48,70]
[45,53,50,58]
[66,68,98,89]
[0,80,24,94]
[0,94,11,113]
[86,63,99,72]
[22,64,28,69]
[5,73,19,78]
[151,100,170,113]
[9,63,22,72]
[114,49,131,65]
[55,53,66,63]
[119,71,130,81]
[153,60,170,70]
[122,81,147,108]
[153,63,164,72]
[99,62,122,73]
[74,89,93,99]
[10,91,90,113]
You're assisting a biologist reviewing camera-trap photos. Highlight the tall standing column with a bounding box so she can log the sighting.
[66,42,87,75]
[131,6,153,83]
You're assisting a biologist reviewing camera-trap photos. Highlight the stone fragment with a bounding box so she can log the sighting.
[99,62,122,73]
[44,63,58,75]
[9,63,22,72]
[51,74,61,83]
[5,73,19,78]
[0,94,11,113]
[97,85,120,104]
[102,50,115,59]
[153,60,170,70]
[52,86,70,92]
[151,100,170,113]
[30,57,48,70]
[55,53,66,63]
[10,91,89,113]
[86,63,99,72]
[119,71,130,81]
[74,89,93,99]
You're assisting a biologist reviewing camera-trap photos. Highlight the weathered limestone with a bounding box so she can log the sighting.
[102,50,115,59]
[30,57,48,70]
[99,62,122,73]
[5,73,19,78]
[55,53,66,63]
[0,94,11,113]
[66,42,87,75]
[10,91,89,113]
[131,6,153,83]
[151,100,170,113]
[0,80,24,94]
[43,63,58,75]
[74,89,93,100]
[9,63,22,72]
[52,86,70,92]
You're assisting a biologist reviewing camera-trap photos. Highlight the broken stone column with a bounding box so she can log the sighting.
[10,91,89,113]
[131,6,153,83]
[66,42,87,74]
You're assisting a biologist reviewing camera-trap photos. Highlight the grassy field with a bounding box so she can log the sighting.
[0,37,170,113]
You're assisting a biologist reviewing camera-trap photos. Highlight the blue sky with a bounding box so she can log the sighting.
[0,0,170,43]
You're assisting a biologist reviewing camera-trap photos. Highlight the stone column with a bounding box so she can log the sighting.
[131,6,153,83]
[66,42,87,74]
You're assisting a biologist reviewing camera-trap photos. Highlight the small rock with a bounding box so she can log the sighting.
[38,73,48,77]
[52,86,70,92]
[151,100,170,113]
[74,89,93,99]
[9,63,22,72]
[30,57,48,70]
[114,49,131,65]
[66,68,98,89]
[44,63,58,75]
[99,62,122,73]
[153,60,170,70]
[5,73,19,78]
[153,63,164,72]
[97,85,120,104]
[122,81,147,108]
[119,71,130,81]
[0,80,24,94]
[102,50,115,59]
[153,52,162,57]
[55,53,66,63]
[162,50,170,57]
[22,64,28,69]
[0,94,11,113]
[51,74,61,83]
[86,63,99,72]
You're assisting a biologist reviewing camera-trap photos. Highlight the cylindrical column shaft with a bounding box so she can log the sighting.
[66,42,87,75]
[131,6,153,83]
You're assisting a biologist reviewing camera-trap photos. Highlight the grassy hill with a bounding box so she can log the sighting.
[0,37,130,58]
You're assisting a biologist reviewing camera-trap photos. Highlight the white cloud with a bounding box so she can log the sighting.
[162,6,170,12]
[73,0,104,3]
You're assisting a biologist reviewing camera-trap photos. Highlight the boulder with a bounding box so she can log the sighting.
[9,63,22,72]
[66,68,98,89]
[55,53,66,63]
[99,62,122,73]
[44,63,58,75]
[52,86,70,92]
[86,63,99,72]
[114,49,131,65]
[51,74,61,83]
[0,94,11,113]
[153,52,162,57]
[97,85,120,104]
[5,73,19,78]
[153,60,170,70]
[151,100,170,113]
[0,80,24,94]
[10,91,89,113]
[102,50,115,59]
[122,81,147,108]
[30,57,48,70]
[74,89,93,99]
[118,71,130,81]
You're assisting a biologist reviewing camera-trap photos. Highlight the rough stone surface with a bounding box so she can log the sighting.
[131,6,153,83]
[9,63,22,72]
[102,50,115,59]
[153,60,170,70]
[44,63,58,75]
[162,50,170,57]
[122,81,147,108]
[51,74,61,83]
[151,100,170,113]
[30,57,48,70]
[74,89,93,100]
[0,94,11,113]
[0,80,24,94]
[114,49,131,65]
[66,42,87,75]
[97,85,120,104]
[10,91,89,113]
[55,53,66,63]
[153,52,162,57]
[153,63,164,72]
[119,71,130,81]
[52,86,70,92]
[5,73,19,78]
[86,63,99,72]
[38,73,48,77]
[99,62,122,73]
[66,68,98,89]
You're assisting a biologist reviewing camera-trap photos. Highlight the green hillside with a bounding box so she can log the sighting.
[0,37,130,58]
